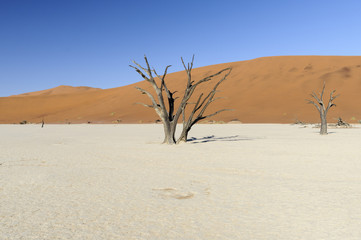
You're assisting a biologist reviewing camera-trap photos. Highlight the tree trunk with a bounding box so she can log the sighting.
[177,128,189,143]
[162,121,176,144]
[320,112,327,135]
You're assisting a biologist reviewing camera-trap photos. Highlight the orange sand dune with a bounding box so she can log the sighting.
[1,56,361,124]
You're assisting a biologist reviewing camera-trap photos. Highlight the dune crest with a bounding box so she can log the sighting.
[10,85,102,97]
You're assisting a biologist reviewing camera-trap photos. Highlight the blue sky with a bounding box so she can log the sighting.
[1,0,361,96]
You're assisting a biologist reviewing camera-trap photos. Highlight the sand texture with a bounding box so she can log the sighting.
[1,124,361,239]
[1,56,361,124]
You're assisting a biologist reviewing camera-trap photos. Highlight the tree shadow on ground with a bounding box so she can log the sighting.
[188,135,253,144]
[312,131,336,134]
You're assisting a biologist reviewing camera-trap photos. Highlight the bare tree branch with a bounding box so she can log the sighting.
[129,65,150,81]
[210,97,225,103]
[135,102,154,108]
[135,86,158,105]
[202,109,233,120]
[306,99,321,111]
[131,60,149,74]
[326,90,340,113]
[320,81,326,102]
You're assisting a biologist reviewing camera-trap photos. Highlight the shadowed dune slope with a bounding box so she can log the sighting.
[1,56,361,124]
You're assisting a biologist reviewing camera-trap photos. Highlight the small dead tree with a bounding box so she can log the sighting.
[336,117,350,127]
[306,81,339,135]
[131,56,232,144]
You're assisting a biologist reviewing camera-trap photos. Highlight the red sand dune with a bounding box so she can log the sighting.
[1,56,361,124]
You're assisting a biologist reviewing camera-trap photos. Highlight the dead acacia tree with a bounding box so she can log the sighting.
[306,81,339,135]
[131,56,232,144]
[177,59,232,143]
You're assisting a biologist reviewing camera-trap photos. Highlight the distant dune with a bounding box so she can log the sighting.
[1,56,361,124]
[10,85,101,97]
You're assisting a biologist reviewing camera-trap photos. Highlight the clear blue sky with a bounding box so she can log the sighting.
[1,0,361,96]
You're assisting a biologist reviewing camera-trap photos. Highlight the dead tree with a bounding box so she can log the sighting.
[131,56,232,144]
[306,81,339,135]
[177,59,232,143]
[336,117,350,127]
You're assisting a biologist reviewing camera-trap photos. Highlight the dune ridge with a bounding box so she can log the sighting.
[1,56,361,124]
[10,85,102,97]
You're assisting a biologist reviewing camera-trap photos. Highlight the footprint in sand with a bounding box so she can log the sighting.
[152,188,195,200]
[153,182,210,200]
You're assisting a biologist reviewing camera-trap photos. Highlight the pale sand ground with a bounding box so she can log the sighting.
[1,124,361,240]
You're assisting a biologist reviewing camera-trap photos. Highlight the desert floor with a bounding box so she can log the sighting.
[1,124,361,240]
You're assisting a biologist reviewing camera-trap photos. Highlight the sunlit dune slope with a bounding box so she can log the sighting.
[1,56,361,124]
